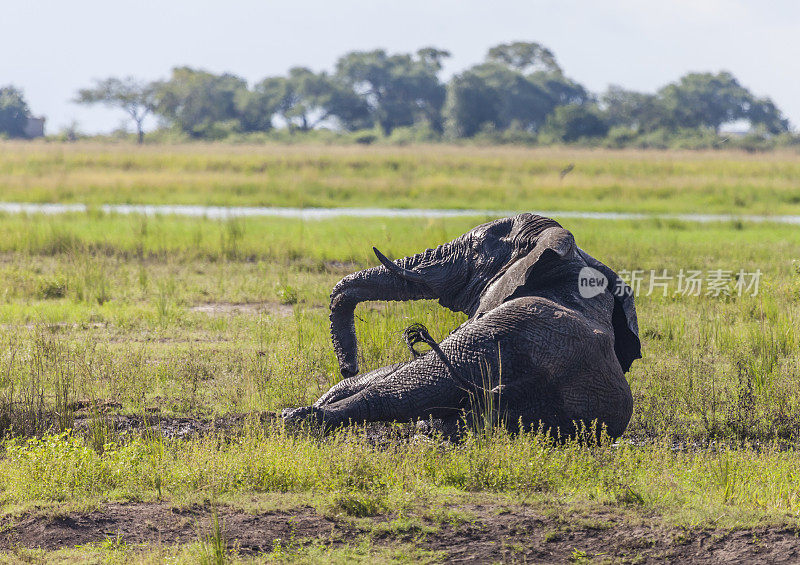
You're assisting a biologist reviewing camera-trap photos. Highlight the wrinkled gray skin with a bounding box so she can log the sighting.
[283,214,641,438]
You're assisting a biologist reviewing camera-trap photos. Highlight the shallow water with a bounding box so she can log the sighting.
[0,202,798,224]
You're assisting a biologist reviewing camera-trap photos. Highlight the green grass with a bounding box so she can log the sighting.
[4,539,445,564]
[0,143,799,560]
[2,141,800,213]
[4,426,800,525]
[0,213,796,440]
[0,214,800,440]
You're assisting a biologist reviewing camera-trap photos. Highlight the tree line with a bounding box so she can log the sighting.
[1,41,792,147]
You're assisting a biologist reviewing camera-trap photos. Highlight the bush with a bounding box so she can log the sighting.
[495,124,538,145]
[348,129,381,145]
[666,128,719,150]
[36,277,67,300]
[329,489,387,517]
[604,126,639,149]
[728,132,775,153]
[386,124,441,145]
[773,132,800,149]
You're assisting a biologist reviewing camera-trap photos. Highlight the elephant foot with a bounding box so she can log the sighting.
[281,405,314,424]
[414,418,465,442]
[282,405,349,432]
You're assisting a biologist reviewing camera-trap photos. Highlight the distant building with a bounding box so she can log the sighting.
[23,116,45,138]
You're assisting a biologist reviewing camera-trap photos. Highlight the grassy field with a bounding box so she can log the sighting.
[2,141,800,214]
[0,143,799,562]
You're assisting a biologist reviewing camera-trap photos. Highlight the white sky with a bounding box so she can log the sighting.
[3,0,799,134]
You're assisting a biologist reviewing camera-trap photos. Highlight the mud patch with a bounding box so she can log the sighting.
[71,412,279,440]
[190,302,299,317]
[0,503,341,554]
[190,301,390,318]
[0,322,107,331]
[323,260,362,274]
[71,413,420,444]
[418,505,800,564]
[2,503,800,563]
[4,407,417,442]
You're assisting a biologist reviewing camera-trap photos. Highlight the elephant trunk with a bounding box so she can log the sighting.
[330,265,435,377]
[329,241,470,377]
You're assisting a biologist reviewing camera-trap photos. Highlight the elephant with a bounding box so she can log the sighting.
[282,213,641,439]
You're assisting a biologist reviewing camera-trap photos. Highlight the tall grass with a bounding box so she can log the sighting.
[2,141,800,213]
[199,506,229,565]
[4,424,800,525]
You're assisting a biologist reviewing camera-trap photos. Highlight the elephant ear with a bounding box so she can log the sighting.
[577,249,641,373]
[476,227,576,316]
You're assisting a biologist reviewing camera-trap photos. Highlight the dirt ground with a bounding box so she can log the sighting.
[6,416,800,562]
[2,502,799,563]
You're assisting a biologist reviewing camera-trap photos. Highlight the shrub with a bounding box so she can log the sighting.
[36,277,67,299]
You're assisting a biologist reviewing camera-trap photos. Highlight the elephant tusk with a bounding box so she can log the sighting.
[373,247,427,284]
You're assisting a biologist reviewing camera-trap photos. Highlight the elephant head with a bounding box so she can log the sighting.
[330,213,640,377]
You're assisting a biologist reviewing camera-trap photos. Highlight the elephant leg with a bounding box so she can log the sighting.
[303,302,561,430]
[282,363,407,422]
[299,344,480,428]
[314,363,406,408]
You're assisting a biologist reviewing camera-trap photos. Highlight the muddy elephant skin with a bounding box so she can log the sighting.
[283,214,641,438]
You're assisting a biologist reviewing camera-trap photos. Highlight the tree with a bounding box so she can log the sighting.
[248,77,290,131]
[442,42,593,139]
[657,72,752,132]
[482,64,554,131]
[443,63,553,137]
[285,68,369,131]
[529,71,590,107]
[540,105,609,142]
[76,77,156,143]
[234,81,281,133]
[486,42,590,108]
[335,48,448,134]
[601,85,670,132]
[604,74,790,135]
[416,47,451,72]
[280,68,332,131]
[444,71,500,137]
[656,71,792,134]
[252,69,370,132]
[744,97,789,134]
[486,41,561,74]
[0,86,31,138]
[154,67,248,138]
[323,83,372,131]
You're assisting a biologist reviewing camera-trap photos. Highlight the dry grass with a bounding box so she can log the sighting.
[1,141,799,212]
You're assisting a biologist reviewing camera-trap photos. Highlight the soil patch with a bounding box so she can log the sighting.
[70,412,278,440]
[190,302,300,317]
[4,407,418,442]
[70,413,417,443]
[0,503,339,554]
[188,300,382,318]
[2,503,800,562]
[418,504,800,564]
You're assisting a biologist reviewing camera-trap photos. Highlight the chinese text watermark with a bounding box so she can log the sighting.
[579,268,762,298]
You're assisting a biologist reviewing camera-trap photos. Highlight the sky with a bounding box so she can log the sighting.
[3,0,799,134]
